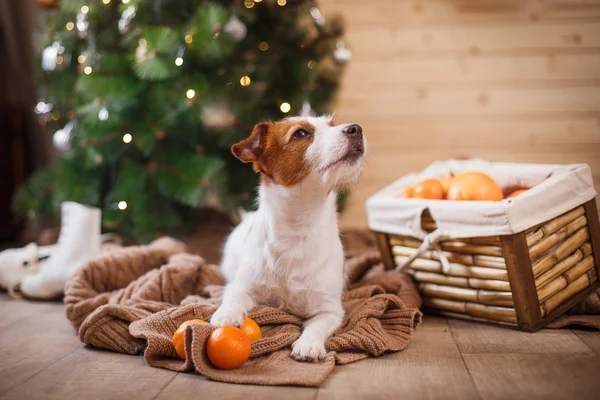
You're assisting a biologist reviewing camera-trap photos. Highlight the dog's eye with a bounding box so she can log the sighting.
[293,129,310,139]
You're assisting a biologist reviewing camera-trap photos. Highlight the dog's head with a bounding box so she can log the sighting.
[232,115,366,189]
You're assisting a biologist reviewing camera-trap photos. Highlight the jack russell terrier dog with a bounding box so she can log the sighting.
[210,115,366,362]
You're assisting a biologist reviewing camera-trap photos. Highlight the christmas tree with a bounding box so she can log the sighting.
[14,0,350,241]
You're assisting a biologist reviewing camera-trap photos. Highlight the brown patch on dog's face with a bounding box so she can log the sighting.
[232,120,316,187]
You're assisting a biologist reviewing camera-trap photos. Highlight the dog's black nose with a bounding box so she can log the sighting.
[343,124,363,139]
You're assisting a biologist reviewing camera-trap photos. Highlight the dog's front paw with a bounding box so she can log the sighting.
[210,305,246,327]
[291,337,327,362]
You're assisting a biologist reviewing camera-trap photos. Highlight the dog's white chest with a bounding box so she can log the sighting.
[219,186,346,321]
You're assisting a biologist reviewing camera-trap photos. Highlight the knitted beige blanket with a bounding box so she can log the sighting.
[64,237,422,387]
[548,289,600,329]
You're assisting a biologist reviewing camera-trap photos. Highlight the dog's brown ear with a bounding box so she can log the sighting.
[232,122,269,163]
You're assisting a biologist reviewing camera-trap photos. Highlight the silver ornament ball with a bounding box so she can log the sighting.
[52,122,74,152]
[224,16,247,42]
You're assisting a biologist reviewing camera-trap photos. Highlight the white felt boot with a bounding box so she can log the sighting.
[18,201,102,299]
[0,243,58,295]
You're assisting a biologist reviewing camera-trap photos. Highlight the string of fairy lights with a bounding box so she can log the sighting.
[40,0,349,211]
[55,0,340,115]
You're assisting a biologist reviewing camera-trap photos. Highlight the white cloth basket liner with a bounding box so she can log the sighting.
[366,159,597,241]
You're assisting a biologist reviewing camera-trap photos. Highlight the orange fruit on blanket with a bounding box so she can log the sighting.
[413,179,444,200]
[399,186,415,198]
[173,319,207,360]
[438,176,454,198]
[447,172,503,201]
[507,189,528,198]
[207,326,251,370]
[240,318,262,342]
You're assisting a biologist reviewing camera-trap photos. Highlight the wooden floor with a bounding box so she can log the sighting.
[1,295,599,400]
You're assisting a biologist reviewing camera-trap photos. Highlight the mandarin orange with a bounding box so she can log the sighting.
[399,186,415,198]
[413,179,444,200]
[446,172,503,201]
[240,318,262,342]
[438,176,454,198]
[207,326,251,370]
[173,319,207,360]
[507,189,528,198]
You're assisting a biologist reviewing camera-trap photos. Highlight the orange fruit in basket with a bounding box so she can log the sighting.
[399,186,415,198]
[507,188,528,198]
[439,176,454,198]
[446,172,504,201]
[173,319,207,360]
[207,326,251,370]
[413,179,444,200]
[240,318,262,342]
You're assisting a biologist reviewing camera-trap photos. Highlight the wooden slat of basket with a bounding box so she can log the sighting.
[452,265,508,281]
[390,237,423,248]
[526,230,544,247]
[531,228,589,276]
[473,255,506,269]
[542,206,586,238]
[537,256,595,302]
[525,223,544,236]
[392,245,474,265]
[546,227,590,265]
[391,245,418,257]
[423,296,465,313]
[395,255,509,281]
[466,302,518,324]
[419,282,514,307]
[423,297,517,324]
[538,277,568,304]
[408,269,512,291]
[477,289,514,308]
[524,206,585,244]
[390,236,504,257]
[461,236,501,246]
[419,282,478,303]
[535,243,592,288]
[433,311,517,327]
[395,256,440,273]
[408,269,469,288]
[529,216,588,260]
[541,268,598,317]
[468,277,512,292]
[439,241,504,257]
[563,256,596,286]
[392,245,506,269]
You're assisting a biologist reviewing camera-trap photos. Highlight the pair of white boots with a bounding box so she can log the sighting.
[0,202,102,300]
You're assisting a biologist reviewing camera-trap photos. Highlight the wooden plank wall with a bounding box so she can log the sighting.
[318,0,600,229]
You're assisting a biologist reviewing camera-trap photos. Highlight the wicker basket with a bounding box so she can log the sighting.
[370,165,600,331]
